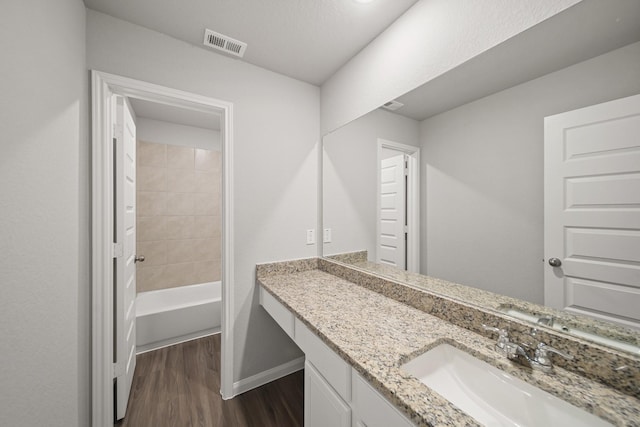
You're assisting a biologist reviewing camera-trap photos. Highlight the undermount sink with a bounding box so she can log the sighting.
[401,343,611,427]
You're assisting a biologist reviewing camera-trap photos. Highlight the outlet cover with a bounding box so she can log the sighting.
[306,229,315,245]
[323,228,332,243]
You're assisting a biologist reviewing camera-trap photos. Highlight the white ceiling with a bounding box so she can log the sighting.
[129,98,221,130]
[83,0,419,85]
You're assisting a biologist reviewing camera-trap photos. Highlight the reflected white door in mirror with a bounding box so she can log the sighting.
[544,93,640,330]
[377,139,420,273]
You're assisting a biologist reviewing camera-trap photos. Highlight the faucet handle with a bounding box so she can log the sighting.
[482,324,510,353]
[537,343,573,359]
[482,324,508,335]
[535,343,574,368]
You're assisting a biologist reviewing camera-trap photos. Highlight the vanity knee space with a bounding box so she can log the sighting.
[259,286,414,427]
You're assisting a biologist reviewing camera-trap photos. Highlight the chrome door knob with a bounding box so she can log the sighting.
[134,255,145,263]
[548,257,562,267]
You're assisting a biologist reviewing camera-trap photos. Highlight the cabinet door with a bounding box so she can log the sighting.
[305,361,351,427]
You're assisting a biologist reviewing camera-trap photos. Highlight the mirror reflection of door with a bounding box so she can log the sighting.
[377,140,420,272]
[544,93,640,330]
[378,151,407,269]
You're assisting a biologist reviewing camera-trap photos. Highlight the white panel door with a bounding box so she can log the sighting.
[544,93,640,328]
[377,154,406,268]
[114,96,138,420]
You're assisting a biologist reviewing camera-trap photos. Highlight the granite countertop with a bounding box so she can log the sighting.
[331,253,639,349]
[257,265,640,427]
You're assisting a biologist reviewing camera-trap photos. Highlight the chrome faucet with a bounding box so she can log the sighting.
[483,325,573,372]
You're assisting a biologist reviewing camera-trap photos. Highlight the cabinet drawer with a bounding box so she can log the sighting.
[351,370,414,427]
[296,318,351,402]
[259,286,295,339]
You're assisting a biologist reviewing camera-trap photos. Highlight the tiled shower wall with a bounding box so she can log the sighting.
[136,140,221,292]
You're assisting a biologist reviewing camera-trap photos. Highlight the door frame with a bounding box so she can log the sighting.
[376,139,420,273]
[91,70,235,426]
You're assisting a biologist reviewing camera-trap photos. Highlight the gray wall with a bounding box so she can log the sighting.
[86,10,319,382]
[323,109,419,257]
[0,1,89,426]
[420,41,640,303]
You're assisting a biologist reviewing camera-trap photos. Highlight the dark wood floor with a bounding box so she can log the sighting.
[116,334,304,427]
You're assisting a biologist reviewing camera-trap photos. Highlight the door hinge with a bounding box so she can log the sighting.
[113,362,124,379]
[113,243,123,258]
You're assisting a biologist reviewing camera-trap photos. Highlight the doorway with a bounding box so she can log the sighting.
[91,71,235,427]
[376,139,420,273]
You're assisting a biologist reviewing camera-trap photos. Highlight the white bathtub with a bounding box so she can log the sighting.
[136,281,221,354]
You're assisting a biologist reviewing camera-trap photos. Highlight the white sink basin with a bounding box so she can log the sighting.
[401,343,611,426]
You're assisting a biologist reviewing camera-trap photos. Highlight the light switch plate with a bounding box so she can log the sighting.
[323,228,332,243]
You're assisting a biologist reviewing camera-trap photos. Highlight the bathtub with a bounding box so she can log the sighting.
[136,281,221,354]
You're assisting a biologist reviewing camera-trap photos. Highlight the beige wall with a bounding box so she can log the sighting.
[136,140,221,292]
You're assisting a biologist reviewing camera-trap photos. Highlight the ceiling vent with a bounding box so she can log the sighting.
[203,29,247,58]
[381,100,404,111]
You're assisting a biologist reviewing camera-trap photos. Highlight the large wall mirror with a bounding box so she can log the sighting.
[322,0,640,355]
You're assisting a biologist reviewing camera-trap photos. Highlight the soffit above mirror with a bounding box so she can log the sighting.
[391,0,640,121]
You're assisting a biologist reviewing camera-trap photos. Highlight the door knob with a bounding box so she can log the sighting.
[548,257,562,267]
[135,255,145,263]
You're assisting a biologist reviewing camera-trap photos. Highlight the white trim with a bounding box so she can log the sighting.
[376,139,421,273]
[317,134,324,258]
[232,357,305,396]
[136,330,221,355]
[220,98,235,400]
[91,71,114,427]
[91,70,235,426]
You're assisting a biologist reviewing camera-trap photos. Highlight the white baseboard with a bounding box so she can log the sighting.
[136,327,221,354]
[231,356,305,397]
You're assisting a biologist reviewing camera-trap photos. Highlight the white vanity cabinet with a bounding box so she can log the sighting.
[351,370,414,427]
[295,319,351,401]
[259,285,416,427]
[296,318,352,427]
[305,360,351,427]
[259,286,295,339]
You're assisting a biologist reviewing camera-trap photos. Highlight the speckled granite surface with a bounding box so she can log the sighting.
[339,257,640,350]
[326,250,368,264]
[257,259,640,427]
[320,258,640,400]
[256,257,319,277]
